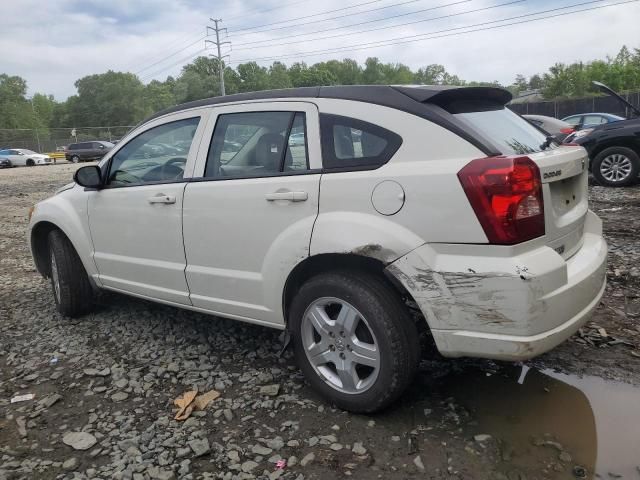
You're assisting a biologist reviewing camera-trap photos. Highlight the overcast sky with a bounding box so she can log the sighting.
[1,0,639,100]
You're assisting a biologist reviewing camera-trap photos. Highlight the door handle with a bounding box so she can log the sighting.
[265,191,308,202]
[147,194,176,204]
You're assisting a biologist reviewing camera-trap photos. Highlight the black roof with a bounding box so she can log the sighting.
[144,85,513,156]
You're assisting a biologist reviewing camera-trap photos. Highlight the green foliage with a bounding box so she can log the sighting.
[2,45,640,135]
[0,74,34,129]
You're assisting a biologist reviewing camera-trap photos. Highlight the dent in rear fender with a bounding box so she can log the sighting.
[28,190,99,283]
[385,243,568,335]
[310,212,425,263]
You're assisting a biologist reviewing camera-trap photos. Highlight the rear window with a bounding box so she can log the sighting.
[455,108,550,155]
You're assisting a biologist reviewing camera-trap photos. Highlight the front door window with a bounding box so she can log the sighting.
[107,117,200,186]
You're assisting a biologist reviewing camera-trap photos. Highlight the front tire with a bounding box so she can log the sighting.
[48,230,94,317]
[592,147,639,187]
[26,159,35,166]
[289,271,419,413]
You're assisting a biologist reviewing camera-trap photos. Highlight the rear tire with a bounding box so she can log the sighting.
[289,271,419,413]
[592,146,639,187]
[71,155,80,163]
[48,230,94,317]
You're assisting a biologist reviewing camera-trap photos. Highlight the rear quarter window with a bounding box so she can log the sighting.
[320,114,402,170]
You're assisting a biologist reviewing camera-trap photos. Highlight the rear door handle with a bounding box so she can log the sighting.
[147,194,176,204]
[265,191,308,202]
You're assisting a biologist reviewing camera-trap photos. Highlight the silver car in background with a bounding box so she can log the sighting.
[523,115,576,143]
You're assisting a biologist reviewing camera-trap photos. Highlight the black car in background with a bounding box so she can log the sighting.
[65,141,114,163]
[571,82,640,187]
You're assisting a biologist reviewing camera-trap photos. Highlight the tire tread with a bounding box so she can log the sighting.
[48,229,93,317]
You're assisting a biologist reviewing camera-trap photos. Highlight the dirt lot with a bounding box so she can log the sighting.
[1,164,640,480]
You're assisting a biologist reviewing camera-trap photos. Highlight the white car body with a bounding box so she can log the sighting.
[0,148,52,166]
[29,86,607,365]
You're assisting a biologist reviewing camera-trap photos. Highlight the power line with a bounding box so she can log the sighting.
[230,0,637,64]
[228,0,470,37]
[122,30,205,72]
[135,35,207,75]
[233,0,523,50]
[229,0,386,33]
[139,49,207,82]
[224,0,314,23]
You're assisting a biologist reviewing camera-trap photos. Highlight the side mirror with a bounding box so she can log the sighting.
[74,165,102,189]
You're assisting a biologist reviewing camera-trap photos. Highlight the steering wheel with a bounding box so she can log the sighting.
[160,157,187,180]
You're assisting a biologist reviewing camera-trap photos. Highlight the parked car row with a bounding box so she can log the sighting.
[0,141,116,168]
[521,82,639,187]
[0,149,53,167]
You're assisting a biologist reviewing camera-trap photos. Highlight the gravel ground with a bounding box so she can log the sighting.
[1,164,640,480]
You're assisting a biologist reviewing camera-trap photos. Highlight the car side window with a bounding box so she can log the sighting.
[204,111,308,178]
[320,114,402,169]
[106,117,200,186]
[584,115,607,125]
[564,116,582,127]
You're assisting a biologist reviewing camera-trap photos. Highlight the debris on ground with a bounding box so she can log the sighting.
[173,389,220,420]
[10,393,34,403]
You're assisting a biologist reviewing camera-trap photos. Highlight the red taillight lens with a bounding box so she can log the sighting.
[560,127,575,134]
[457,156,545,245]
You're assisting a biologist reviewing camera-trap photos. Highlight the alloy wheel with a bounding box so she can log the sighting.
[600,153,633,182]
[301,297,380,394]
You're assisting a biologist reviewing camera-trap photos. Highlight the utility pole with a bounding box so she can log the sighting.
[206,19,231,96]
[29,98,42,153]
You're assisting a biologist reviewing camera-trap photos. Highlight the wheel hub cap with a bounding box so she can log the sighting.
[301,297,380,394]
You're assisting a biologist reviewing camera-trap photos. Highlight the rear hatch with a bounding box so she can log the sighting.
[453,107,589,258]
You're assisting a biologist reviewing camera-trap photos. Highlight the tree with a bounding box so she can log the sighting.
[143,80,176,114]
[319,59,362,85]
[362,57,386,84]
[237,62,270,92]
[528,74,544,90]
[269,62,293,89]
[0,74,33,129]
[67,71,147,126]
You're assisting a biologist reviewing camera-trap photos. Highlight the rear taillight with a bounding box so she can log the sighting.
[458,156,545,245]
[560,127,575,134]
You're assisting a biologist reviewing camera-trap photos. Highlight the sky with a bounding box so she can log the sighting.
[1,0,639,100]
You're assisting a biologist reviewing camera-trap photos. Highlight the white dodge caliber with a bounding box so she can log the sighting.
[28,85,607,412]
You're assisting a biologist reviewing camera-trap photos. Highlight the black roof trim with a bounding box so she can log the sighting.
[140,85,507,156]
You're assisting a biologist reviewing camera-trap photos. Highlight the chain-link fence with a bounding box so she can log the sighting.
[509,91,640,119]
[0,126,135,153]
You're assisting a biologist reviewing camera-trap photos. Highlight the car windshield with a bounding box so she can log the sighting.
[455,108,552,155]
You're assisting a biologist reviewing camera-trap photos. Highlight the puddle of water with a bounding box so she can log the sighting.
[380,362,640,478]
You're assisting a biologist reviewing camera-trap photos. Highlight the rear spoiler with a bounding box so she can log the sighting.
[592,81,640,117]
[393,85,512,113]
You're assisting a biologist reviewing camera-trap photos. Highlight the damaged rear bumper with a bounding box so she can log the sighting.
[386,210,607,361]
